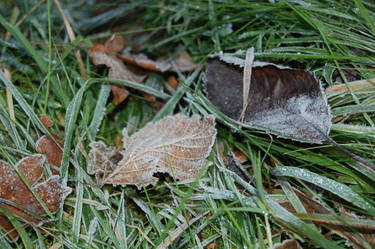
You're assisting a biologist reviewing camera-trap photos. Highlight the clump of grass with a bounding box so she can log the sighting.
[0,1,375,248]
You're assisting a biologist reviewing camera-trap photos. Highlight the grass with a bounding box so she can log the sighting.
[1,0,375,248]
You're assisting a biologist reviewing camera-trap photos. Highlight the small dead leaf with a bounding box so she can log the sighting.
[40,114,54,128]
[89,39,146,105]
[0,155,71,239]
[104,33,124,54]
[119,49,197,72]
[204,57,332,143]
[271,239,301,249]
[234,151,247,163]
[36,115,63,174]
[88,114,216,189]
[166,75,179,94]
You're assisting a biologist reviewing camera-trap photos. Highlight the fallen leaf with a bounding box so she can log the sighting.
[119,49,197,72]
[233,151,247,163]
[271,238,301,249]
[0,155,71,239]
[167,75,179,93]
[40,114,54,128]
[36,115,63,174]
[104,33,124,54]
[204,57,332,143]
[89,38,146,105]
[88,114,216,189]
[0,214,18,240]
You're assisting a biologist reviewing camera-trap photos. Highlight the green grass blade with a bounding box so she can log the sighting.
[272,166,375,214]
[0,13,48,73]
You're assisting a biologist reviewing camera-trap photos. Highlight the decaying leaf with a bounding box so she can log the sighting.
[119,49,197,72]
[89,35,146,105]
[0,155,71,239]
[88,114,216,189]
[204,57,332,143]
[271,238,301,249]
[36,115,63,174]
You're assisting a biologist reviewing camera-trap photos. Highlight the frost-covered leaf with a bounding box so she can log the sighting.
[0,155,71,239]
[119,49,197,72]
[88,114,216,189]
[204,57,332,143]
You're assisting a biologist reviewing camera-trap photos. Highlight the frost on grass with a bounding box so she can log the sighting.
[88,114,217,189]
[0,155,71,240]
[204,57,332,143]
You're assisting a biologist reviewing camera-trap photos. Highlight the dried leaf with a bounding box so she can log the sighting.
[204,57,332,143]
[167,75,179,92]
[104,33,124,54]
[39,114,53,128]
[89,40,146,105]
[271,239,301,249]
[36,115,63,174]
[0,155,71,239]
[119,49,197,72]
[0,214,18,240]
[36,134,63,173]
[88,114,216,189]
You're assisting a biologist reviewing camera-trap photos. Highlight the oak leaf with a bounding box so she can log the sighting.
[88,114,216,189]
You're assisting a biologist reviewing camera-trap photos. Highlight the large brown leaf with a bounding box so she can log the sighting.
[88,114,216,189]
[0,155,71,239]
[204,57,332,143]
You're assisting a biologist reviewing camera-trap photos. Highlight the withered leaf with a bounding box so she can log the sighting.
[204,57,332,143]
[119,49,197,72]
[271,239,301,249]
[36,115,63,174]
[89,39,146,105]
[88,114,216,189]
[36,134,63,174]
[0,155,71,239]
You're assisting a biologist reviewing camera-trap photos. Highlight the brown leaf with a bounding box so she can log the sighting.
[204,57,332,143]
[0,215,19,241]
[36,135,63,173]
[166,75,179,93]
[88,114,216,189]
[0,155,71,236]
[40,114,53,128]
[36,115,63,174]
[119,49,197,72]
[89,42,146,105]
[104,34,124,54]
[271,239,301,249]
